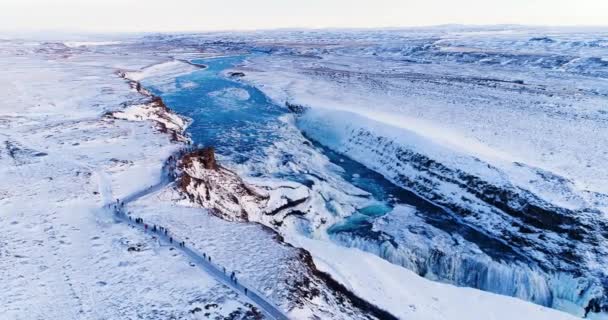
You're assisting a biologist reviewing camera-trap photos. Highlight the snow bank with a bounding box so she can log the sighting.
[110,98,189,142]
[124,60,200,82]
[292,235,577,320]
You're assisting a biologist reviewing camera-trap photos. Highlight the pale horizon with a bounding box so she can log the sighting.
[1,0,608,33]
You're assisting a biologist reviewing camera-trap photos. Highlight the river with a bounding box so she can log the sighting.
[138,55,549,307]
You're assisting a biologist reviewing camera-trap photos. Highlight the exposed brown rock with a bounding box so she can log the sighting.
[177,147,267,222]
[180,147,218,171]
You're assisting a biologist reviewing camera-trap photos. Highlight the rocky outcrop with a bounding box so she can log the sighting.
[178,147,268,222]
[228,71,246,78]
[177,147,314,224]
[109,71,189,142]
[285,101,307,114]
[176,147,397,319]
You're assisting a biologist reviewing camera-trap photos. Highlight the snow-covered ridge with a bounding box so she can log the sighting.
[110,70,190,142]
[109,97,189,142]
[124,60,201,82]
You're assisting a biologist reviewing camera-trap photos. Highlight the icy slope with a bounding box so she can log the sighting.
[292,235,577,320]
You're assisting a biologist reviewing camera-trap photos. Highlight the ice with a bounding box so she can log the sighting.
[291,235,578,320]
[230,26,608,316]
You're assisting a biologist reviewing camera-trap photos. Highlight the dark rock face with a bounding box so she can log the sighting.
[265,196,309,216]
[228,71,246,78]
[177,148,267,222]
[285,102,307,114]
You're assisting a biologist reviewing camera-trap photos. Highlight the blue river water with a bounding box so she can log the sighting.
[144,56,285,164]
[140,55,524,263]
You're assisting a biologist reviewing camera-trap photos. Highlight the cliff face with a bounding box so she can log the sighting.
[177,147,314,226]
[298,111,608,314]
[110,71,189,142]
[178,147,268,222]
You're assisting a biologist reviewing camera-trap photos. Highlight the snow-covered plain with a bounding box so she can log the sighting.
[0,40,264,319]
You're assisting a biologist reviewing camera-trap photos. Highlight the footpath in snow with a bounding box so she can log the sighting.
[100,151,289,320]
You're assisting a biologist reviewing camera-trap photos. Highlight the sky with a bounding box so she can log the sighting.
[1,0,607,32]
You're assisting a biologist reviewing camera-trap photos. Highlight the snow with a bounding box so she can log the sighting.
[125,187,379,320]
[292,235,578,320]
[0,40,265,319]
[64,41,123,48]
[125,60,199,82]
